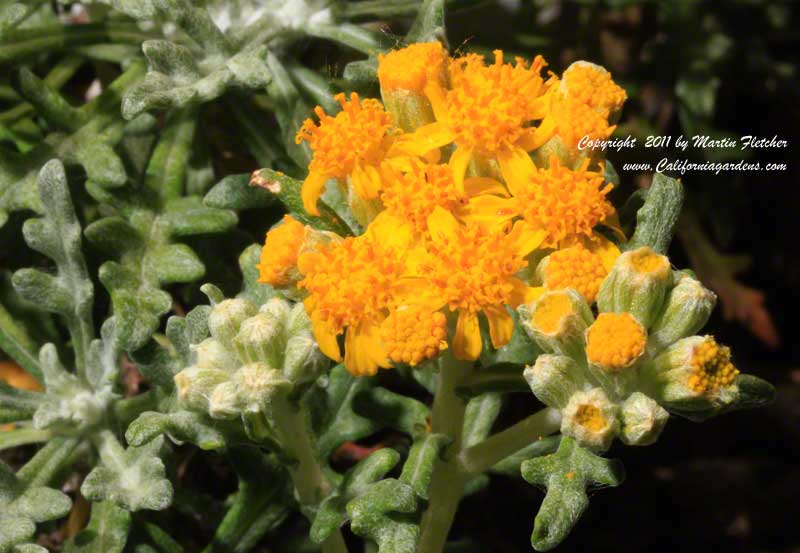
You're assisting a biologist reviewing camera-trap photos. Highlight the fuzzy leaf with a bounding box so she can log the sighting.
[406,0,447,44]
[308,364,382,459]
[250,168,352,235]
[203,449,291,553]
[0,382,41,424]
[237,244,274,307]
[82,432,173,512]
[62,501,131,553]
[347,479,419,553]
[126,410,245,452]
[0,460,72,553]
[627,174,684,254]
[310,448,401,544]
[521,437,624,551]
[203,173,274,210]
[12,160,94,372]
[85,111,235,352]
[353,387,430,437]
[399,433,450,500]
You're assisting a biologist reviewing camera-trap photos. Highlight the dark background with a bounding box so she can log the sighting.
[441,1,800,552]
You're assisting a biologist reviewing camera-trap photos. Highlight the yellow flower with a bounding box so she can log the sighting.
[379,158,505,233]
[257,215,307,287]
[401,207,545,360]
[396,50,554,191]
[380,305,448,367]
[464,153,621,269]
[585,312,647,372]
[542,244,610,303]
[297,213,416,376]
[295,92,397,216]
[547,62,627,148]
[377,42,448,94]
[687,336,739,394]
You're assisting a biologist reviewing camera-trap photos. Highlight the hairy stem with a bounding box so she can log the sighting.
[417,353,473,553]
[458,407,562,478]
[270,398,349,553]
[17,436,81,487]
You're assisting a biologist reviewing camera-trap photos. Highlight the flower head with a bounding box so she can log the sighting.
[380,305,448,366]
[378,42,448,93]
[403,207,544,360]
[543,244,608,303]
[257,215,307,287]
[297,213,416,375]
[687,336,739,394]
[295,92,396,215]
[585,312,647,372]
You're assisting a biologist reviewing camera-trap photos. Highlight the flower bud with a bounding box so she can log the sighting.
[597,247,673,329]
[284,334,328,384]
[518,290,593,359]
[208,381,241,419]
[208,298,257,344]
[647,273,716,355]
[584,312,647,398]
[191,338,238,371]
[233,362,293,414]
[233,312,285,367]
[644,335,740,413]
[537,245,609,303]
[619,392,669,446]
[560,388,620,452]
[377,42,448,132]
[523,354,585,409]
[174,367,231,412]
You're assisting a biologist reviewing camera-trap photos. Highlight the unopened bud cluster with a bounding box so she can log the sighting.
[520,246,750,451]
[173,292,328,423]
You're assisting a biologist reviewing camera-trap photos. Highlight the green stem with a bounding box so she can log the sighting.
[417,353,473,553]
[270,398,349,553]
[458,407,561,478]
[341,0,422,20]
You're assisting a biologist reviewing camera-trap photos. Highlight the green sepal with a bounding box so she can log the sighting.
[626,173,684,255]
[521,437,625,551]
[62,501,132,553]
[81,432,173,512]
[667,374,775,422]
[0,460,72,553]
[310,448,401,544]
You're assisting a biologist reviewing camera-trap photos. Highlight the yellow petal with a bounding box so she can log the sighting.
[497,145,535,196]
[311,316,342,362]
[509,279,545,306]
[423,81,449,122]
[448,144,474,195]
[453,310,482,361]
[367,211,416,251]
[301,170,330,216]
[350,163,381,200]
[460,195,517,225]
[392,122,455,157]
[485,306,514,349]
[463,177,509,198]
[516,114,557,151]
[507,220,546,257]
[427,206,461,245]
[583,233,622,272]
[344,319,390,376]
[601,210,627,243]
[528,93,551,120]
